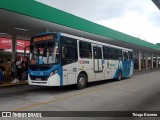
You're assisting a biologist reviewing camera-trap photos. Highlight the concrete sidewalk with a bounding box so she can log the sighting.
[0,79,28,87]
[134,68,160,74]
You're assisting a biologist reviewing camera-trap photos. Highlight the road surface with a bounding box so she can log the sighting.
[0,70,160,120]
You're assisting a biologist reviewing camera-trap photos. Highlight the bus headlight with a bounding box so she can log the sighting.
[49,69,58,77]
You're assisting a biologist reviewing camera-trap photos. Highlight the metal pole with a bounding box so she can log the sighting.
[11,34,17,61]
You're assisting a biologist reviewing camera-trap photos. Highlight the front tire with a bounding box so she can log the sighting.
[77,73,87,90]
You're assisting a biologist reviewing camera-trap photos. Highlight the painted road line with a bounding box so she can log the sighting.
[11,88,106,111]
[11,79,133,111]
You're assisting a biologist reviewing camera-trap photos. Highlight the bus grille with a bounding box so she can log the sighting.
[29,75,48,81]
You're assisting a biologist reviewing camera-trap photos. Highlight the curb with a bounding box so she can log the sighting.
[0,81,28,87]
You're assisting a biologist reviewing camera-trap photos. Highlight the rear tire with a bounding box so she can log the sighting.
[117,70,122,81]
[77,73,87,90]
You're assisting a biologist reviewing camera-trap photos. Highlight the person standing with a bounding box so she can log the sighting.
[0,67,3,85]
[16,57,22,82]
[11,61,19,83]
[21,60,26,80]
[0,61,4,85]
[24,58,29,80]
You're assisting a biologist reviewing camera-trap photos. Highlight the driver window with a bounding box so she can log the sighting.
[61,36,78,65]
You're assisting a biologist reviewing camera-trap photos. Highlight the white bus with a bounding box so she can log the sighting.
[27,32,134,89]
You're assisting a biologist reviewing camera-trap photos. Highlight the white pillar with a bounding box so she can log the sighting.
[11,34,17,61]
[156,55,158,69]
[146,53,148,69]
[138,51,141,71]
[151,54,153,69]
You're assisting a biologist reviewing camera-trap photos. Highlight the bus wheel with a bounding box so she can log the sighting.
[117,71,122,81]
[77,73,87,90]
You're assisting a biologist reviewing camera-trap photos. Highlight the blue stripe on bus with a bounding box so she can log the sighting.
[58,66,63,86]
[113,61,133,79]
[113,69,119,79]
[57,32,63,86]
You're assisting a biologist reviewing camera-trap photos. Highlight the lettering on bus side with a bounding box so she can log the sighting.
[79,60,89,64]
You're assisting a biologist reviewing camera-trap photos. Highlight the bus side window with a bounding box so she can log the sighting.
[110,47,117,60]
[103,46,110,59]
[117,49,122,60]
[123,51,128,61]
[62,45,77,64]
[128,51,133,61]
[61,36,78,65]
[79,41,92,58]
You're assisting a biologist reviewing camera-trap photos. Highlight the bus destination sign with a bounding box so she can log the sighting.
[33,35,53,42]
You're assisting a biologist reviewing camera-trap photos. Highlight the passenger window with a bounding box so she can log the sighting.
[117,49,122,60]
[110,47,117,60]
[103,46,110,59]
[93,46,102,59]
[128,51,133,60]
[123,51,128,61]
[62,46,77,60]
[61,36,78,65]
[79,41,92,58]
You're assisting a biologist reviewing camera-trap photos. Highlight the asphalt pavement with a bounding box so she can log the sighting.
[0,70,160,120]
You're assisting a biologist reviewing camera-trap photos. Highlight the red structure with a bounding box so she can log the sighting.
[0,37,29,51]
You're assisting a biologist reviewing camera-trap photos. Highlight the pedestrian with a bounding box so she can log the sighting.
[16,57,22,81]
[21,60,26,80]
[0,67,3,85]
[11,61,19,83]
[0,61,4,85]
[24,58,29,80]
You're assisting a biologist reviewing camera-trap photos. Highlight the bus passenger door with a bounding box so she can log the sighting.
[93,45,103,80]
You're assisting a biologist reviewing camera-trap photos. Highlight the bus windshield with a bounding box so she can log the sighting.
[30,41,59,65]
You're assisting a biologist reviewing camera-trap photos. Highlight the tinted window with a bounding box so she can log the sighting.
[61,37,78,65]
[128,51,133,60]
[93,46,102,59]
[123,51,128,61]
[79,41,92,58]
[61,36,77,46]
[103,46,110,59]
[117,49,122,60]
[110,47,117,60]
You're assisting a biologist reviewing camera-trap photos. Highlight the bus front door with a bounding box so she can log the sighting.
[93,45,103,80]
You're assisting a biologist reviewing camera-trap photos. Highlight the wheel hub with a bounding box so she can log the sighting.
[79,78,85,86]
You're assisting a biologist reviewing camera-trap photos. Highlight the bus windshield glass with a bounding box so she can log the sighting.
[30,41,59,65]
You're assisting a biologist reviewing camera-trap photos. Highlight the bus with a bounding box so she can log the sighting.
[27,32,134,89]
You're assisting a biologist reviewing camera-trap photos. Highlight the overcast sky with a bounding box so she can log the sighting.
[36,0,160,44]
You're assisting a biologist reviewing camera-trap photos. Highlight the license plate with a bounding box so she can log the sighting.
[35,78,41,81]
